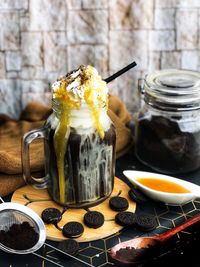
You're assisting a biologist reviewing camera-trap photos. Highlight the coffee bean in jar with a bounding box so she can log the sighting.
[135,69,200,174]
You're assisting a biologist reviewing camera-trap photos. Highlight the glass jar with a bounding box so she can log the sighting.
[135,69,200,174]
[22,100,116,207]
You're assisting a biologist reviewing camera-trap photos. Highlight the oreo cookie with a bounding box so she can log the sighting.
[115,211,136,226]
[57,239,79,258]
[41,208,62,224]
[62,222,84,238]
[128,188,148,204]
[135,214,157,232]
[84,211,104,229]
[109,196,129,211]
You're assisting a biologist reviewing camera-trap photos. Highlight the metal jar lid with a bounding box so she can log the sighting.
[144,69,200,111]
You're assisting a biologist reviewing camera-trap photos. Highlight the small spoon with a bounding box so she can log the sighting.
[110,213,200,265]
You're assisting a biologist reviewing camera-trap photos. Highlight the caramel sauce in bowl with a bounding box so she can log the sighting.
[136,178,191,194]
[123,170,200,205]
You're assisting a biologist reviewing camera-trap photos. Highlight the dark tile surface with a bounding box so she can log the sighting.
[1,149,200,267]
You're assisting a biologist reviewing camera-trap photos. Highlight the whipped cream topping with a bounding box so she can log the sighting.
[52,65,108,109]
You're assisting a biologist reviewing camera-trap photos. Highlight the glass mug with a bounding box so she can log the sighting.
[22,100,116,207]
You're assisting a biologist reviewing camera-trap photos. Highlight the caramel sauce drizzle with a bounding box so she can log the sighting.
[53,105,70,204]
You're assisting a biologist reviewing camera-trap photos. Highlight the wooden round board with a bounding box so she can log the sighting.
[11,177,136,243]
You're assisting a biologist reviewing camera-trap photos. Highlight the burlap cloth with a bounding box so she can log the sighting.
[0,95,133,196]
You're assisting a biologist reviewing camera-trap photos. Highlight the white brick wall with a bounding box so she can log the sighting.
[154,8,175,29]
[176,9,198,49]
[68,10,109,44]
[149,30,175,51]
[0,0,200,117]
[161,52,181,69]
[181,51,199,70]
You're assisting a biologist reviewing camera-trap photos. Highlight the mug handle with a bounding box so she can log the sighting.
[22,128,48,189]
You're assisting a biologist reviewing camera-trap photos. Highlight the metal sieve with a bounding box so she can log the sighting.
[0,198,93,267]
[0,200,46,255]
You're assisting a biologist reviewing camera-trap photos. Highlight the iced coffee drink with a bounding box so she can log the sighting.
[42,65,116,207]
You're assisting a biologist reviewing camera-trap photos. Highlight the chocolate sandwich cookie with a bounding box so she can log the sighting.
[84,211,104,229]
[115,211,136,226]
[128,188,148,204]
[41,208,62,224]
[135,213,157,232]
[62,222,84,238]
[109,196,129,211]
[57,239,79,257]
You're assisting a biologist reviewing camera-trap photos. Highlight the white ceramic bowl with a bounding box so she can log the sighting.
[123,170,200,205]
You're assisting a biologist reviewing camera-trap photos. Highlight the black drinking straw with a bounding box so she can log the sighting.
[104,61,137,83]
